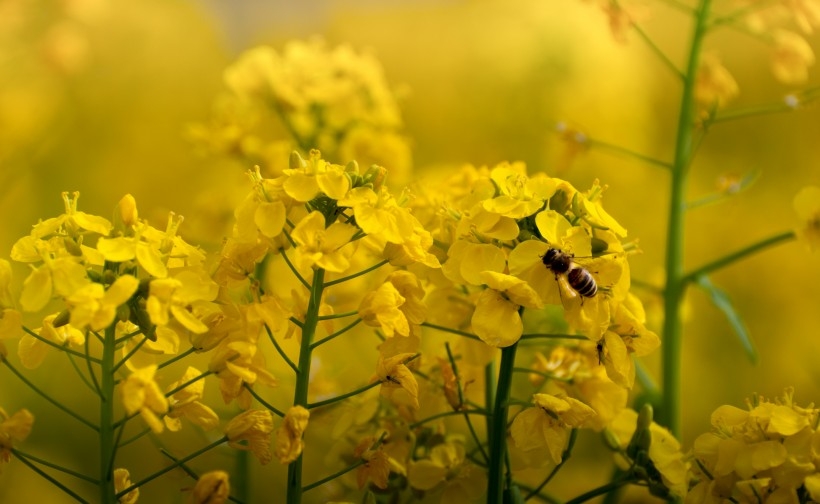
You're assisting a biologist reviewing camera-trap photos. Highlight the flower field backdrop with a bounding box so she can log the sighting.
[0,0,819,503]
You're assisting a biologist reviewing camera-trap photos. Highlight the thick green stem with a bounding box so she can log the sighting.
[286,268,325,504]
[100,325,116,503]
[661,0,712,438]
[487,342,518,504]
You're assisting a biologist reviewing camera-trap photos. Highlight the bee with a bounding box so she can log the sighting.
[540,248,598,298]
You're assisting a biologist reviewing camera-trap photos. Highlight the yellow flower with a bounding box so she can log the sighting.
[146,270,218,334]
[441,240,506,286]
[283,150,351,202]
[510,393,596,464]
[274,405,310,464]
[771,30,815,84]
[374,352,419,410]
[121,364,170,433]
[355,438,391,490]
[359,270,426,338]
[225,409,274,465]
[31,191,112,239]
[19,256,90,313]
[114,468,139,504]
[339,186,419,245]
[18,314,85,369]
[610,409,688,499]
[695,52,738,111]
[208,322,277,409]
[794,186,820,251]
[190,470,230,504]
[455,203,519,242]
[290,211,357,273]
[408,441,487,503]
[233,167,289,243]
[508,235,615,340]
[97,230,169,279]
[471,271,543,347]
[66,274,139,331]
[164,367,219,432]
[0,408,34,463]
[482,163,558,219]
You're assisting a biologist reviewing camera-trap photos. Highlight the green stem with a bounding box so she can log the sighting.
[65,353,97,396]
[683,230,795,283]
[310,318,363,349]
[306,381,380,410]
[420,322,482,342]
[116,437,227,498]
[519,333,587,340]
[100,324,117,503]
[631,20,685,80]
[302,433,386,493]
[279,247,310,289]
[20,326,101,363]
[286,268,325,504]
[317,310,358,320]
[512,367,572,383]
[407,409,488,429]
[661,0,712,439]
[244,384,285,417]
[586,137,672,169]
[0,357,98,432]
[111,336,147,373]
[13,449,99,484]
[564,478,632,504]
[157,346,197,370]
[11,449,89,503]
[158,449,243,504]
[85,335,103,398]
[264,323,299,374]
[487,342,518,504]
[524,429,578,500]
[323,259,388,287]
[484,361,495,446]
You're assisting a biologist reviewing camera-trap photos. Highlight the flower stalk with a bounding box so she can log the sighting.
[286,268,325,504]
[661,0,713,439]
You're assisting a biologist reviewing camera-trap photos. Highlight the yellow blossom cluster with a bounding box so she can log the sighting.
[687,388,820,503]
[420,162,657,387]
[189,39,412,183]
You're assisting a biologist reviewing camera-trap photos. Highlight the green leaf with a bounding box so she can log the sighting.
[694,275,758,364]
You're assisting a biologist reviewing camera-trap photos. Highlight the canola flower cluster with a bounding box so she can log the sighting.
[1,25,819,504]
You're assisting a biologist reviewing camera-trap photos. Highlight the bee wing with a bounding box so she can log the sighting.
[557,275,578,300]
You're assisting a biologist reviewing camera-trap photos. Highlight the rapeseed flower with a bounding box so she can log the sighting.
[407,441,487,503]
[114,468,138,504]
[225,409,274,465]
[511,393,596,464]
[374,352,419,410]
[164,367,219,432]
[18,314,84,369]
[359,270,426,338]
[190,471,230,504]
[290,211,357,273]
[471,271,543,347]
[0,407,34,464]
[121,364,169,434]
[274,406,310,464]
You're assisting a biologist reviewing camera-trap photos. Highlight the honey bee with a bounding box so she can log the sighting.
[540,248,598,298]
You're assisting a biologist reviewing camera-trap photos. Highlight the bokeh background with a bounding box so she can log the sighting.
[1,0,818,502]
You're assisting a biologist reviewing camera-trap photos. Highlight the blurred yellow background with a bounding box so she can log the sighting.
[1,0,818,502]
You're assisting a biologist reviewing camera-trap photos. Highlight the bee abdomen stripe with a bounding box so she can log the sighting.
[567,268,597,297]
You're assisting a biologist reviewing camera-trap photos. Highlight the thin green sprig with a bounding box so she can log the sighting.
[0,357,99,432]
